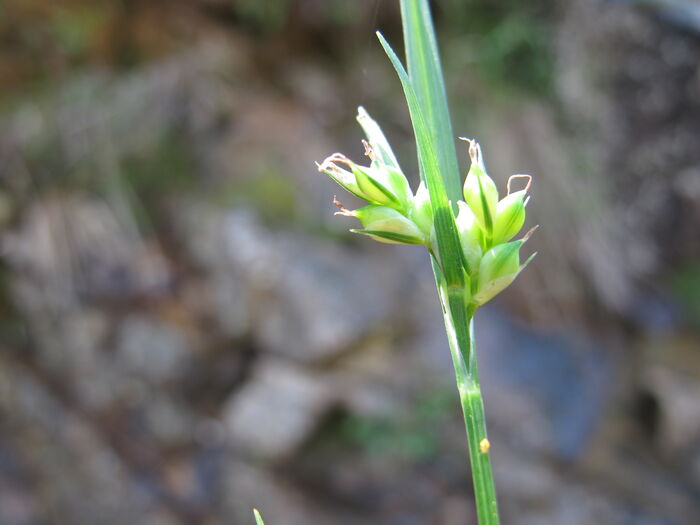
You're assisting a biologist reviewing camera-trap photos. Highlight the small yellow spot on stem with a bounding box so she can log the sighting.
[480,438,490,454]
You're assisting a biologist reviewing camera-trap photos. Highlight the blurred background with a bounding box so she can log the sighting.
[0,0,699,524]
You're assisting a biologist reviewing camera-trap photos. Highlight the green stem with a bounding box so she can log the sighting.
[439,281,500,525]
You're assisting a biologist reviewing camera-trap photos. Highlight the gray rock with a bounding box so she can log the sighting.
[223,359,332,460]
[0,360,145,525]
[114,315,192,384]
[228,214,407,363]
[643,363,700,455]
[173,203,255,339]
[5,196,171,310]
[141,394,196,447]
[222,460,354,525]
[175,203,408,362]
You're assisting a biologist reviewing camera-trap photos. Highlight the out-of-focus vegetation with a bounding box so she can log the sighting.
[337,388,456,463]
[0,0,555,96]
[442,0,555,95]
[671,263,700,328]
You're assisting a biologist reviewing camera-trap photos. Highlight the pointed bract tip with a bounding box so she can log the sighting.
[523,251,538,267]
[522,224,539,242]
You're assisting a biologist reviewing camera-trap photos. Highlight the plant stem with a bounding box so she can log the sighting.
[439,281,500,524]
[379,2,503,521]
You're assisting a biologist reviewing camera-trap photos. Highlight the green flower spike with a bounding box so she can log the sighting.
[334,198,427,246]
[460,138,499,240]
[492,174,532,245]
[317,146,412,214]
[473,226,538,305]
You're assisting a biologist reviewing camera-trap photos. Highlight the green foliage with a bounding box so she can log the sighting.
[442,0,554,95]
[234,0,293,33]
[233,0,363,34]
[52,5,107,58]
[324,1,364,26]
[338,388,456,462]
[121,134,196,198]
[671,263,700,328]
[220,163,298,225]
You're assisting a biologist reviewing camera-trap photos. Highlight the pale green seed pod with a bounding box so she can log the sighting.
[493,190,526,244]
[456,200,484,274]
[473,231,537,305]
[317,153,364,199]
[410,181,433,236]
[353,165,402,208]
[461,139,499,238]
[337,204,427,245]
[492,175,532,244]
[318,152,411,213]
[356,162,412,213]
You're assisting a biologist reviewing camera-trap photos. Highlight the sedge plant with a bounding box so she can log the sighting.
[257,1,536,524]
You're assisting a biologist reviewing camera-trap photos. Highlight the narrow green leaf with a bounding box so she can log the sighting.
[376,32,445,204]
[253,509,265,525]
[400,0,461,204]
[493,190,526,244]
[377,31,464,289]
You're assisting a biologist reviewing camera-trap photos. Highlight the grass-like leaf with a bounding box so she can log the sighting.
[400,0,461,205]
[379,2,502,523]
[376,32,465,293]
[253,509,265,525]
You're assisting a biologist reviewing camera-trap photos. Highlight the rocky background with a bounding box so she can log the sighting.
[1,0,700,524]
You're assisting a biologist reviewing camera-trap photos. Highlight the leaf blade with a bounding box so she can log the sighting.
[400,0,461,204]
[253,509,265,525]
[376,31,464,289]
